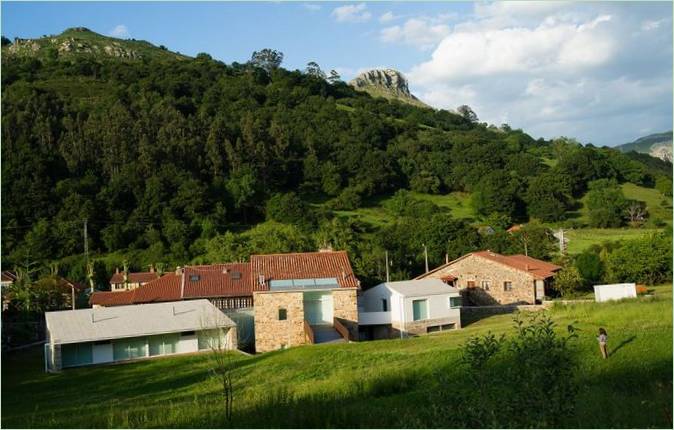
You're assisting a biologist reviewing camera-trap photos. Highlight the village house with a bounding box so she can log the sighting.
[416,250,561,305]
[1,271,17,288]
[109,266,160,291]
[358,279,462,340]
[45,300,236,371]
[89,250,361,353]
[251,251,360,352]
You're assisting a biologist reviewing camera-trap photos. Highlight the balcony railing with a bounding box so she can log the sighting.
[303,320,314,344]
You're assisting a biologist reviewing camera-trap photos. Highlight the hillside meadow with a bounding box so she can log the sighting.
[2,285,671,428]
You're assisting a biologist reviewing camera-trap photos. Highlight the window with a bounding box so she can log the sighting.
[481,280,490,290]
[467,280,476,288]
[427,325,441,333]
[381,298,388,312]
[412,299,428,321]
[278,308,287,320]
[504,281,513,292]
[181,331,195,336]
[189,275,200,282]
[449,297,462,308]
[149,333,179,356]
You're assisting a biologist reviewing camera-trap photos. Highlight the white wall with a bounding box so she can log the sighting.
[594,283,637,302]
[402,293,461,322]
[177,333,199,354]
[360,284,393,312]
[92,343,114,364]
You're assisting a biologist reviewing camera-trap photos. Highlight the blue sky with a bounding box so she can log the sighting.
[3,1,672,146]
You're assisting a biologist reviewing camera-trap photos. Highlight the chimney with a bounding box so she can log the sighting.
[525,263,530,271]
[318,245,333,252]
[149,264,155,273]
[258,274,265,287]
[222,267,229,274]
[115,267,119,274]
[175,266,182,276]
[342,270,346,280]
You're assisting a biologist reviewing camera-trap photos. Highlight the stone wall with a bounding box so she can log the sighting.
[332,288,359,340]
[392,316,461,336]
[422,255,537,305]
[253,291,305,353]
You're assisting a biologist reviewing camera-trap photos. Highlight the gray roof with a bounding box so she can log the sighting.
[382,279,459,297]
[46,299,235,345]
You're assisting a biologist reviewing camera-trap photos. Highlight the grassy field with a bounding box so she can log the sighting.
[330,191,475,228]
[564,227,662,254]
[3,285,671,428]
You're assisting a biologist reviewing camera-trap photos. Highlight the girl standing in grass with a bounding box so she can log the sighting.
[597,328,608,359]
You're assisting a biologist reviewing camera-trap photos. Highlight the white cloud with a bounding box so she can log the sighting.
[109,24,130,39]
[404,2,672,146]
[303,4,321,12]
[379,11,397,23]
[332,3,371,23]
[380,18,451,50]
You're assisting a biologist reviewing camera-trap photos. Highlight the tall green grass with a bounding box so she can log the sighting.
[3,286,671,428]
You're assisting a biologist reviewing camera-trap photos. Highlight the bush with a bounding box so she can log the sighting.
[553,265,584,297]
[434,313,578,428]
[328,187,362,211]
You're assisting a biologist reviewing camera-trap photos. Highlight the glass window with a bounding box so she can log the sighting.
[62,343,93,367]
[279,308,287,320]
[467,281,476,288]
[481,280,490,290]
[113,337,147,361]
[450,297,462,308]
[381,299,388,312]
[198,329,226,350]
[412,299,428,321]
[149,333,179,356]
[504,281,513,292]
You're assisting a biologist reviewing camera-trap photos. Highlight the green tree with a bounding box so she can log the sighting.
[585,179,628,228]
[574,251,604,284]
[553,264,584,297]
[525,173,573,222]
[604,232,672,284]
[250,49,284,73]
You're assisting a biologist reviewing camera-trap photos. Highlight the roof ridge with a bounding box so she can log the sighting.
[251,250,346,257]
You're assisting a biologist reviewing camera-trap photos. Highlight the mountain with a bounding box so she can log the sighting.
[3,27,188,61]
[349,69,428,108]
[616,131,673,162]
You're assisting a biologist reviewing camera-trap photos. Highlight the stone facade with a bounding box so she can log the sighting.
[421,254,538,305]
[253,288,360,352]
[392,316,461,336]
[253,291,305,353]
[332,288,359,339]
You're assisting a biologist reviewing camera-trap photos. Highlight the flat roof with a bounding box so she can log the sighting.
[46,299,235,345]
[381,279,459,297]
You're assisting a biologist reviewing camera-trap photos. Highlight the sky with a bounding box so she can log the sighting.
[2,1,672,146]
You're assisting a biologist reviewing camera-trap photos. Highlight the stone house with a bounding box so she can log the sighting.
[251,251,360,353]
[415,251,560,305]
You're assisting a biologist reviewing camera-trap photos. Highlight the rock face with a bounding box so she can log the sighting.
[349,69,427,107]
[616,131,673,163]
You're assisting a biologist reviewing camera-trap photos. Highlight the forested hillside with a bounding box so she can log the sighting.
[2,29,672,287]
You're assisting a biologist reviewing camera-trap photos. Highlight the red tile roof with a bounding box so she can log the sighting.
[91,263,253,307]
[109,271,160,285]
[472,251,561,279]
[417,250,561,281]
[251,251,360,290]
[89,290,135,306]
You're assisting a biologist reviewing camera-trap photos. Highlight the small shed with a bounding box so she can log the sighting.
[593,283,637,302]
[45,299,237,372]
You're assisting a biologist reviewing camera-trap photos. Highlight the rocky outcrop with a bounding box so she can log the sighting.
[349,69,427,107]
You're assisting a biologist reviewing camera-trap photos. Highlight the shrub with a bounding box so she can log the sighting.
[553,265,584,297]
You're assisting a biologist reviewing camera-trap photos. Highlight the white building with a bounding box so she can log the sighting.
[45,299,237,371]
[594,283,637,302]
[358,279,462,339]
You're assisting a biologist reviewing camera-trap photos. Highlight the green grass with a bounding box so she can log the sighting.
[622,182,673,224]
[329,191,475,228]
[564,228,662,254]
[3,285,672,428]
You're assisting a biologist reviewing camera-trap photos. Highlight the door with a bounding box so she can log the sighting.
[535,280,545,303]
[303,291,333,325]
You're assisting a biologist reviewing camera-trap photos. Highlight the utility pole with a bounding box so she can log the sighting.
[423,244,429,273]
[84,219,92,294]
[385,251,390,283]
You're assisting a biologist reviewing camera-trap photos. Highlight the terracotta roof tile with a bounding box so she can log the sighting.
[472,251,561,279]
[251,251,359,290]
[90,290,135,306]
[1,271,17,283]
